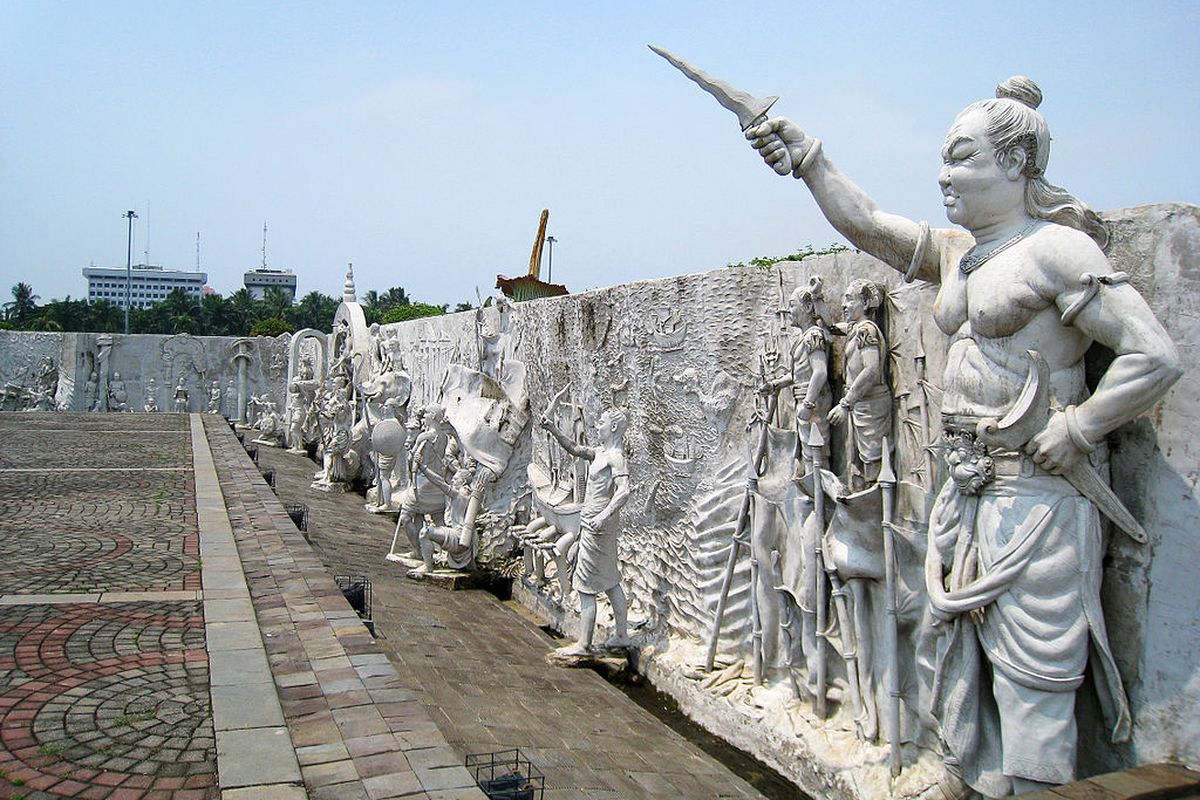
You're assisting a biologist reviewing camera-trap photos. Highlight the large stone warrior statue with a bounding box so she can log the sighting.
[746,76,1182,797]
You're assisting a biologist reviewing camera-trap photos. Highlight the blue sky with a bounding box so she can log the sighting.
[2,1,1197,308]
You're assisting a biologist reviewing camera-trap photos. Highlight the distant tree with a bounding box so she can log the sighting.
[250,317,292,337]
[380,286,410,312]
[258,286,293,320]
[228,288,258,336]
[361,289,382,324]
[89,299,124,332]
[5,282,39,326]
[381,302,444,324]
[171,314,199,335]
[36,297,86,332]
[453,302,474,313]
[291,290,338,331]
[199,294,233,336]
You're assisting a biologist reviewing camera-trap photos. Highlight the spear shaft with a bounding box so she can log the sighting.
[879,438,902,776]
[809,425,829,719]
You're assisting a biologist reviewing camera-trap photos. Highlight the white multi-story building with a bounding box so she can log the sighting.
[83,264,207,309]
[243,268,297,301]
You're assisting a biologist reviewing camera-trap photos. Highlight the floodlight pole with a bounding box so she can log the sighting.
[123,210,138,334]
[546,235,557,283]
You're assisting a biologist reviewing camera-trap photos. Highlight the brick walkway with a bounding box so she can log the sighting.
[201,418,483,800]
[259,446,766,800]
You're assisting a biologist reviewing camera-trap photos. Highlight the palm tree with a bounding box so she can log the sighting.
[259,286,293,321]
[200,293,233,336]
[5,283,39,326]
[38,297,85,332]
[361,289,383,325]
[228,288,257,336]
[380,286,410,313]
[88,299,124,333]
[292,290,337,331]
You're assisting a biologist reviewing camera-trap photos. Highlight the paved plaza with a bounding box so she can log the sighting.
[0,413,766,800]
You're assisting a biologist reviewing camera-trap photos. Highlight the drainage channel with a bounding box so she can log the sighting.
[488,581,809,800]
[613,672,810,800]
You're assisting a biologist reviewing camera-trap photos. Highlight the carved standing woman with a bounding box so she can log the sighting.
[747,77,1181,798]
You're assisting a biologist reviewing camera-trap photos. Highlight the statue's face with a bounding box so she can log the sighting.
[788,294,814,326]
[939,108,1017,230]
[788,295,803,326]
[599,410,626,441]
[842,290,867,323]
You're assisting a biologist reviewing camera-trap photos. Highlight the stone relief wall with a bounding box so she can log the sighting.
[0,332,64,411]
[0,331,289,417]
[360,202,1197,799]
[5,204,1192,798]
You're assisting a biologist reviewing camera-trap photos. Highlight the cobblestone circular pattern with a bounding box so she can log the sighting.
[0,471,200,594]
[0,603,217,798]
[32,662,214,775]
[0,529,131,577]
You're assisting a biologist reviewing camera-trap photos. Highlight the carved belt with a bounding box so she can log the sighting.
[942,428,1036,495]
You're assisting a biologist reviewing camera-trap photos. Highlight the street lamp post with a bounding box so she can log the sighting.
[545,235,557,283]
[123,210,138,334]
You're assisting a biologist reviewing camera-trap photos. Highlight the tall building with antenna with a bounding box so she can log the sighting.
[242,221,297,300]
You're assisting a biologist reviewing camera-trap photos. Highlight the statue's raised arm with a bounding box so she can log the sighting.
[746,118,940,281]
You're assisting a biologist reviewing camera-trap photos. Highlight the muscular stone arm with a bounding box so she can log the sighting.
[417,461,467,503]
[1030,233,1182,468]
[748,120,941,282]
[803,349,830,412]
[1066,287,1181,443]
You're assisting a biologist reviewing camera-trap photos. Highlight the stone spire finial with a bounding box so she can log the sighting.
[343,263,356,304]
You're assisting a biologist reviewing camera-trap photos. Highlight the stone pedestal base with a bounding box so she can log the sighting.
[404,567,484,591]
[545,645,631,679]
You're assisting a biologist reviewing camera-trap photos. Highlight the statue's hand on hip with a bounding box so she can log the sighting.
[1026,410,1088,475]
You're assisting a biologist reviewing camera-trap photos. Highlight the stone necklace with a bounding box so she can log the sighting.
[958,220,1040,275]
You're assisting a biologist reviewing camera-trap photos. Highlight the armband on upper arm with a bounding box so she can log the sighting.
[904,221,931,283]
[1060,272,1130,326]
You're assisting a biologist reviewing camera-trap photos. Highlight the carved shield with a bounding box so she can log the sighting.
[823,483,884,581]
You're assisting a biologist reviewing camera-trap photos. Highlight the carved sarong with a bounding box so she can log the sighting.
[925,467,1130,795]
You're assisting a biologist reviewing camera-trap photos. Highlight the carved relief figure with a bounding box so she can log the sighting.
[755,277,835,695]
[830,279,892,489]
[311,390,357,491]
[414,454,481,573]
[761,277,833,473]
[172,377,189,413]
[366,397,408,513]
[253,398,285,447]
[207,381,221,414]
[84,370,99,412]
[29,356,57,411]
[539,408,632,655]
[144,378,159,413]
[747,76,1182,797]
[108,372,129,412]
[387,404,453,562]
